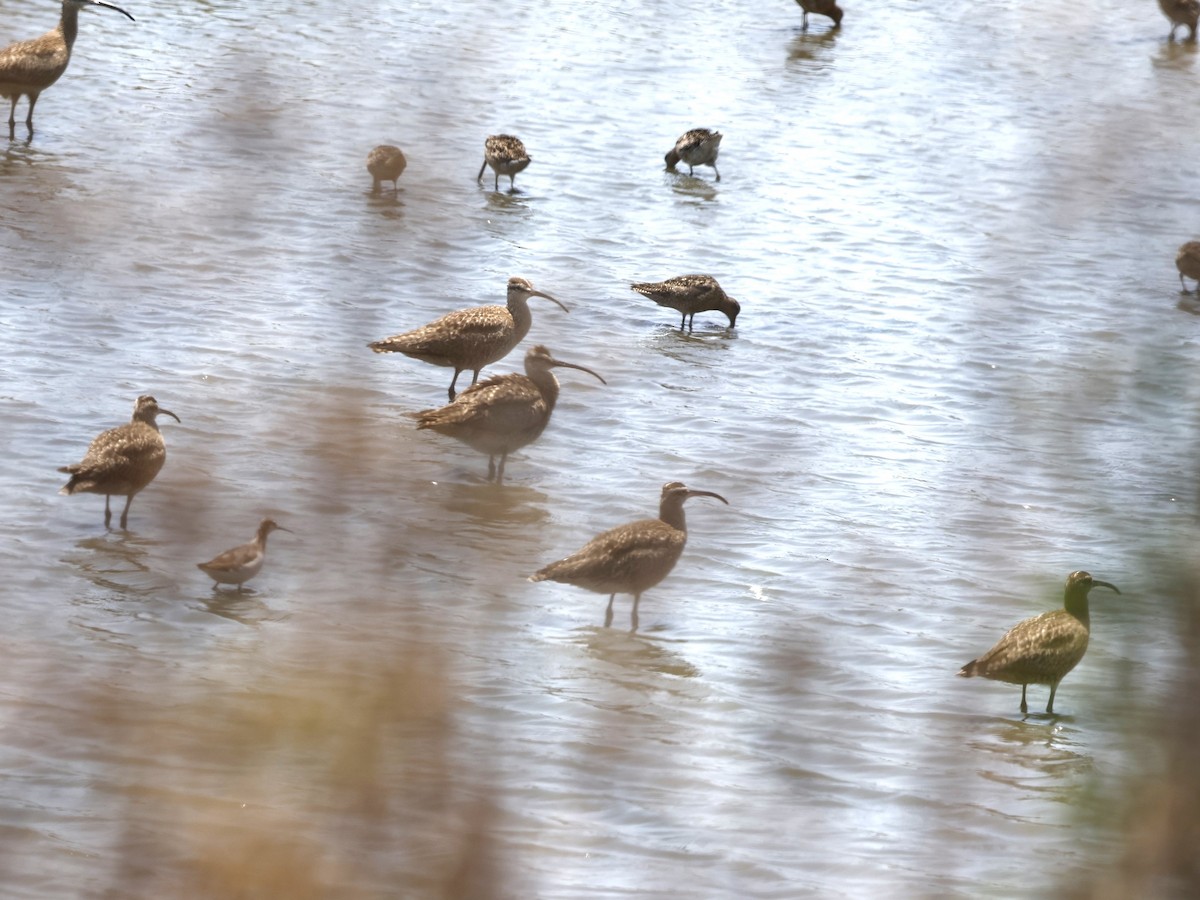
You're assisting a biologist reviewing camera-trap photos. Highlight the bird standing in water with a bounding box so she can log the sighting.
[198,519,292,592]
[958,571,1121,715]
[415,345,606,483]
[59,394,180,530]
[477,134,531,191]
[369,277,569,401]
[530,482,729,631]
[630,274,740,330]
[0,0,135,133]
[664,128,723,181]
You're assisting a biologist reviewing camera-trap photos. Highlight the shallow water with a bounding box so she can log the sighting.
[1,0,1198,896]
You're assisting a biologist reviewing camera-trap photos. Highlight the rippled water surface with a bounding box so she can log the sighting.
[2,0,1199,896]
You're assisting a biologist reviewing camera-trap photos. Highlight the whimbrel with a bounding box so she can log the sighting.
[197,518,291,592]
[795,0,844,29]
[367,144,407,194]
[415,345,605,483]
[369,277,569,401]
[664,129,722,181]
[529,481,729,631]
[630,274,741,330]
[958,571,1121,715]
[1159,0,1200,40]
[1175,241,1200,293]
[59,394,179,530]
[477,134,531,191]
[0,0,135,133]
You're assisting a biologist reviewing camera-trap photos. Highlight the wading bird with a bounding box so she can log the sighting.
[530,481,729,631]
[59,394,179,530]
[0,0,135,133]
[958,571,1121,715]
[369,277,569,401]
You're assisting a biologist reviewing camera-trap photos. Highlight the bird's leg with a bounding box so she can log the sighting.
[688,164,695,176]
[630,594,641,632]
[448,369,462,401]
[604,595,615,628]
[237,583,244,594]
[119,495,134,530]
[477,159,488,183]
[487,456,496,481]
[1019,684,1028,714]
[494,172,500,191]
[495,452,508,483]
[25,93,37,129]
[1046,682,1058,715]
[713,163,720,182]
[679,312,687,330]
[103,495,113,527]
[1181,273,1191,294]
[470,369,481,387]
[7,95,17,127]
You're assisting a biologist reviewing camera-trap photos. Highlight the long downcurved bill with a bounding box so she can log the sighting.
[86,1,136,22]
[549,358,607,385]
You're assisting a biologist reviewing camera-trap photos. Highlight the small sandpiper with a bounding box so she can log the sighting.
[367,144,407,193]
[197,518,292,592]
[477,134,531,191]
[664,129,723,181]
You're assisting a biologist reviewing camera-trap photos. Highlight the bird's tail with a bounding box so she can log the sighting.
[957,660,979,678]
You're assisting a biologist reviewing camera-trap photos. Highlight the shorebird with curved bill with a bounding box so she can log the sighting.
[631,274,740,330]
[1159,0,1200,40]
[59,394,179,530]
[367,144,407,194]
[795,0,844,29]
[198,518,292,592]
[958,571,1121,715]
[664,128,723,181]
[1175,241,1200,292]
[477,134,531,191]
[530,481,729,631]
[415,345,605,483]
[369,277,569,401]
[0,0,135,133]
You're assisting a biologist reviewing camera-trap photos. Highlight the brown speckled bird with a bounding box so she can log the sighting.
[664,128,722,181]
[1159,0,1200,40]
[1175,241,1200,293]
[631,274,740,330]
[529,481,729,631]
[59,394,180,530]
[477,134,531,191]
[0,0,135,132]
[795,0,844,29]
[198,518,291,592]
[415,345,606,483]
[958,571,1121,715]
[366,144,407,193]
[369,277,569,401]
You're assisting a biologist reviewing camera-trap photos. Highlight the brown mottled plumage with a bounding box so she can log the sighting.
[958,571,1121,715]
[415,345,605,483]
[630,274,741,330]
[664,128,722,181]
[1175,241,1200,293]
[795,0,844,29]
[529,482,729,631]
[0,0,134,132]
[369,277,569,400]
[477,134,531,191]
[367,144,407,193]
[59,395,180,530]
[198,518,291,592]
[1159,0,1200,40]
